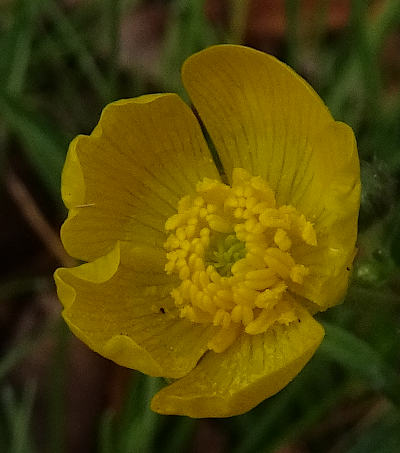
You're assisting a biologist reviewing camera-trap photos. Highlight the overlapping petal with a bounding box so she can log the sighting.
[54,242,218,378]
[182,45,360,310]
[61,93,220,263]
[151,303,324,417]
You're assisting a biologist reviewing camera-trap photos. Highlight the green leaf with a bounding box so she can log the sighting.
[319,322,400,407]
[117,375,163,453]
[0,0,44,96]
[45,0,113,103]
[2,5,32,96]
[0,91,67,202]
[0,383,37,453]
[346,407,400,453]
[160,416,195,453]
[325,0,400,124]
[161,0,219,97]
[98,410,115,453]
[0,318,56,382]
[45,322,69,453]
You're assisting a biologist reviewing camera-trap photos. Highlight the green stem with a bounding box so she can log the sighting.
[229,0,249,44]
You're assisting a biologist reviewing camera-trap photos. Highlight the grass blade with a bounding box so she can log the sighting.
[320,322,400,407]
[0,91,67,202]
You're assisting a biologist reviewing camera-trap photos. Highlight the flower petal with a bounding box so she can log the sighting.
[290,121,360,309]
[54,243,218,379]
[182,45,333,203]
[151,303,324,417]
[182,45,360,311]
[61,93,219,262]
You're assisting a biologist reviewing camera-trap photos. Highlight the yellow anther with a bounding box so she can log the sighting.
[290,264,310,284]
[234,186,244,197]
[241,305,254,325]
[171,288,183,305]
[231,258,251,275]
[214,293,234,310]
[176,227,186,241]
[224,196,238,209]
[207,282,218,295]
[181,239,191,251]
[192,241,203,255]
[200,227,210,237]
[186,225,196,239]
[178,266,190,280]
[192,270,200,287]
[202,294,215,313]
[250,176,276,206]
[238,197,246,208]
[209,269,221,284]
[206,214,232,233]
[302,221,317,246]
[232,167,252,185]
[245,196,257,210]
[197,178,231,203]
[244,269,278,290]
[199,271,209,288]
[246,268,276,281]
[274,228,292,251]
[244,217,258,233]
[245,309,273,335]
[213,308,228,326]
[178,195,191,212]
[194,256,204,271]
[221,312,231,328]
[193,196,205,207]
[216,289,232,302]
[234,287,258,305]
[165,214,182,231]
[246,252,265,269]
[264,248,295,280]
[180,279,191,296]
[208,323,241,353]
[230,304,243,323]
[251,202,270,215]
[244,186,253,197]
[259,208,291,229]
[187,253,197,268]
[246,302,295,335]
[187,216,198,225]
[254,281,287,308]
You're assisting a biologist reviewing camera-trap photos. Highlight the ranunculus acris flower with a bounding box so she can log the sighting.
[54,45,360,417]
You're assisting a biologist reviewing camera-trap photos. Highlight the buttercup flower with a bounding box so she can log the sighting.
[54,45,360,418]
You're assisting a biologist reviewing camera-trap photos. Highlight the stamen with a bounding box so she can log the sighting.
[164,168,317,353]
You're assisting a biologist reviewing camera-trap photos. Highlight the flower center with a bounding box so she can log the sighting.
[164,168,317,353]
[205,234,246,277]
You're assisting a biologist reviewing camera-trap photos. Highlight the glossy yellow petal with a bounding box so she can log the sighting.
[54,243,218,379]
[182,45,360,311]
[290,122,360,309]
[61,93,219,262]
[182,45,332,202]
[151,303,324,417]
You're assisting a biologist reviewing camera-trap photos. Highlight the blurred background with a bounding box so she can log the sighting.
[1,0,400,452]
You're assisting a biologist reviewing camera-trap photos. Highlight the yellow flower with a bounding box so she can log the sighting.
[54,45,360,418]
